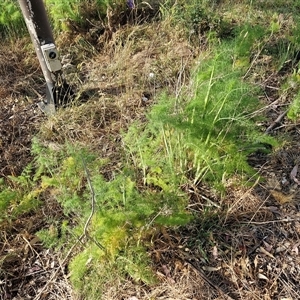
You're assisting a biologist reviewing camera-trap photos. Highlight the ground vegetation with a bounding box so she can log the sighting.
[1,0,300,299]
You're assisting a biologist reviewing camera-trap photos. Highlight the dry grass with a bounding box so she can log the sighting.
[101,268,227,300]
[0,197,76,300]
[0,38,46,177]
[37,20,196,181]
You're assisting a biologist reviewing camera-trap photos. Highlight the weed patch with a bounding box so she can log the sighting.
[124,41,276,192]
[23,138,191,298]
[0,164,43,223]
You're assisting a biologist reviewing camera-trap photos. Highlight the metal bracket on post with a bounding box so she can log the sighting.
[18,0,73,115]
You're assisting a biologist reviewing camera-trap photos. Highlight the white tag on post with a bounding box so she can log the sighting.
[41,43,62,73]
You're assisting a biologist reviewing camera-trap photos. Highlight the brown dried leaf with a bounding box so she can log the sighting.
[290,164,300,185]
[263,241,273,252]
[202,266,221,272]
[161,264,171,277]
[212,245,218,260]
[259,247,275,259]
[292,243,299,255]
[269,190,294,205]
[258,273,268,280]
[254,255,259,269]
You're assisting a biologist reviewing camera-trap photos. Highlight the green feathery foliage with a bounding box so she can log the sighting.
[124,39,277,191]
[28,138,190,297]
[0,164,42,222]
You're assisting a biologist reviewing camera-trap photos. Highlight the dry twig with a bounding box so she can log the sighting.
[184,258,235,300]
[265,109,288,133]
[241,217,300,225]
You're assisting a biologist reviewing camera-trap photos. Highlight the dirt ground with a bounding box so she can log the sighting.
[1,20,300,300]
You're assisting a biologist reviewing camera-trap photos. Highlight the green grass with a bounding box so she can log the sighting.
[250,0,300,14]
[0,0,25,37]
[1,0,126,35]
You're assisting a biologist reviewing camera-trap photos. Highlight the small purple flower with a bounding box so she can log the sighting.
[127,0,135,9]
